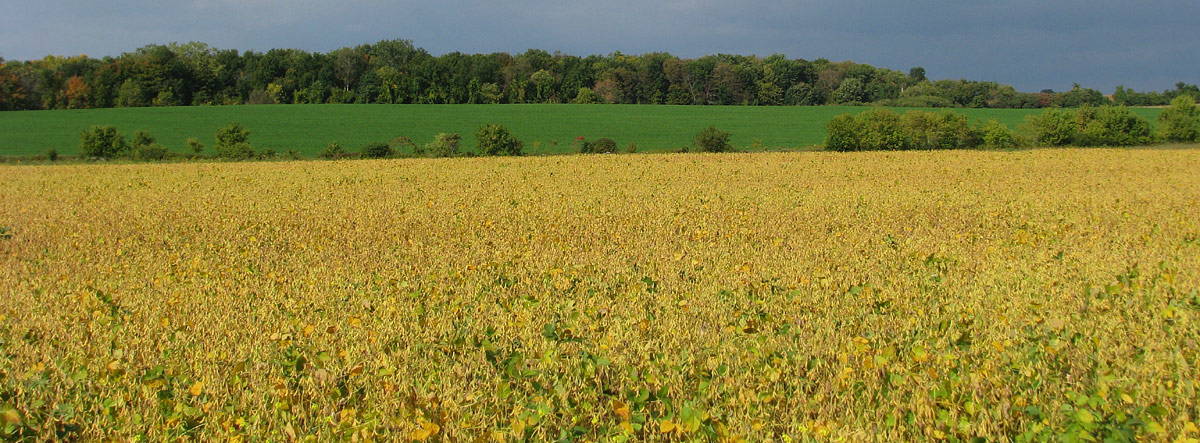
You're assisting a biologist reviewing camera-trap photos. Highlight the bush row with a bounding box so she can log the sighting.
[71,123,742,163]
[77,122,287,161]
[825,109,1016,151]
[826,96,1200,151]
[76,122,531,162]
[1025,96,1199,146]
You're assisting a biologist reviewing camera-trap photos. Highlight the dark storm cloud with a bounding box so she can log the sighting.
[2,0,1196,92]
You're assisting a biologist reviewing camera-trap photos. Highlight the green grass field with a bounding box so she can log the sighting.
[0,104,1164,157]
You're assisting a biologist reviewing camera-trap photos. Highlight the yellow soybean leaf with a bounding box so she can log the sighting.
[411,420,440,441]
[1,408,20,425]
[189,381,204,397]
[612,399,631,421]
[660,420,677,433]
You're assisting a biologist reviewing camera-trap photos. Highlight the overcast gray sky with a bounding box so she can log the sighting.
[1,0,1197,93]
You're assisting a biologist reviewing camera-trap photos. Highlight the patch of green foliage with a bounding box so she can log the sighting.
[360,142,394,159]
[476,124,523,156]
[590,138,618,154]
[825,109,1002,151]
[319,142,346,159]
[1157,95,1200,142]
[694,126,732,152]
[130,130,170,160]
[1026,105,1155,147]
[215,122,254,159]
[425,133,462,158]
[78,125,128,159]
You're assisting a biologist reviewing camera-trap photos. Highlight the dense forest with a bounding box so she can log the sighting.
[2,39,1198,111]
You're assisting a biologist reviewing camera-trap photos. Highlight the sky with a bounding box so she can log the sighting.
[1,0,1197,93]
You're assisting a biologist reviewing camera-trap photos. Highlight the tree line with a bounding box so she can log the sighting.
[3,40,1198,111]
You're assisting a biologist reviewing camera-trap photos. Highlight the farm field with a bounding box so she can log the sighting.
[2,149,1199,441]
[0,104,1165,157]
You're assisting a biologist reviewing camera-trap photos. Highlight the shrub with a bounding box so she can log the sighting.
[361,142,395,159]
[591,138,618,154]
[218,143,256,160]
[1076,105,1153,146]
[857,109,910,150]
[625,143,638,153]
[133,143,170,161]
[1026,105,1155,147]
[824,114,862,152]
[320,142,346,159]
[127,130,169,160]
[980,119,1018,149]
[46,148,58,161]
[426,133,462,158]
[131,130,155,151]
[79,125,128,158]
[694,126,731,152]
[826,108,1000,151]
[214,123,254,159]
[901,110,977,150]
[1026,108,1078,147]
[186,138,205,156]
[215,122,251,153]
[943,112,980,148]
[476,124,523,156]
[826,108,909,151]
[827,109,906,151]
[1157,95,1200,142]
